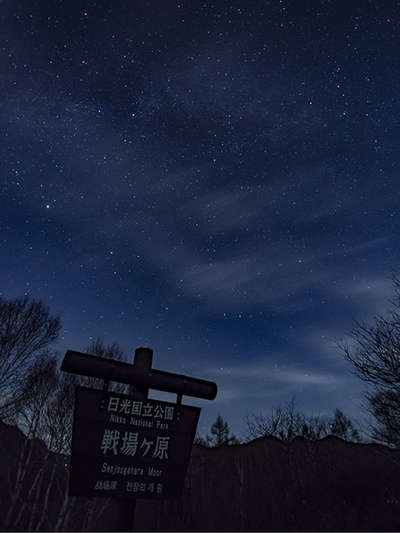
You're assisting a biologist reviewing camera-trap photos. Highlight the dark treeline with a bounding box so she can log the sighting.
[1,278,400,530]
[194,400,362,448]
[0,295,129,531]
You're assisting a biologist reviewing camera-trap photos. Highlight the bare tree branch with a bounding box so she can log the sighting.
[338,274,400,447]
[0,295,61,419]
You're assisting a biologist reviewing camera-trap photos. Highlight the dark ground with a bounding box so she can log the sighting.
[1,421,400,531]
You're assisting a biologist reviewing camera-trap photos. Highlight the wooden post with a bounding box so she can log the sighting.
[61,345,215,530]
[114,347,153,531]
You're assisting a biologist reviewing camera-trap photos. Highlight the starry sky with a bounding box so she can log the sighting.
[1,0,399,439]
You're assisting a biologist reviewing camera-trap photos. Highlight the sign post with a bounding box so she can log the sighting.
[61,346,217,531]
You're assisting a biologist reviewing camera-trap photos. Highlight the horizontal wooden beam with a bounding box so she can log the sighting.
[61,349,218,400]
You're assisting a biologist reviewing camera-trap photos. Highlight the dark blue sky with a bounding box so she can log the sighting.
[1,0,399,438]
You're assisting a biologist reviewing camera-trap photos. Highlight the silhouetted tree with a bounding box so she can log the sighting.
[2,333,128,531]
[0,295,61,420]
[339,273,400,447]
[244,397,361,443]
[329,408,361,442]
[87,337,125,362]
[366,388,400,448]
[194,432,208,446]
[196,414,240,447]
[53,337,127,532]
[33,371,76,532]
[82,337,128,393]
[1,353,59,531]
[244,397,327,442]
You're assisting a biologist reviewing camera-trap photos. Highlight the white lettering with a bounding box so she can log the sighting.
[109,413,127,424]
[148,466,162,477]
[156,420,169,430]
[101,462,144,476]
[129,416,154,428]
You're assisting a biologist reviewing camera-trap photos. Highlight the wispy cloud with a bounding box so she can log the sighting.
[193,357,347,404]
[3,56,396,322]
[174,234,393,312]
[328,274,394,319]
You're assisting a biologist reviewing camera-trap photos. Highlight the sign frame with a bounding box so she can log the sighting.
[61,345,217,530]
[69,385,201,499]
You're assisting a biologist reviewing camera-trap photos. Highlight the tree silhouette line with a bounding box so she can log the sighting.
[1,275,400,529]
[194,400,361,448]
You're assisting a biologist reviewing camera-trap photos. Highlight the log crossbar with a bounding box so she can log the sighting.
[61,349,217,400]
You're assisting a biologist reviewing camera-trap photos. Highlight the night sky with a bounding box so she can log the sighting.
[1,0,399,439]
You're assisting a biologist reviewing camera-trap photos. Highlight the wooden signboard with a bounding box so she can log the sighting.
[70,386,200,499]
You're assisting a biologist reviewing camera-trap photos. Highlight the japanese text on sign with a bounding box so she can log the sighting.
[69,386,201,499]
[100,429,170,459]
[107,397,174,420]
[93,479,163,495]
